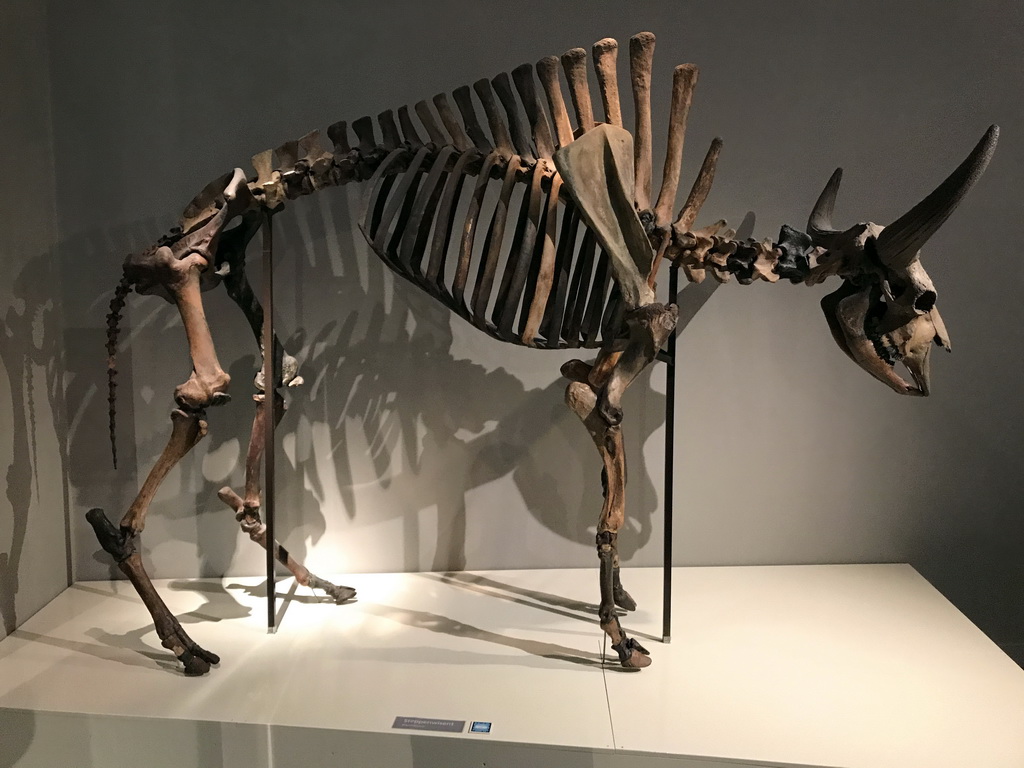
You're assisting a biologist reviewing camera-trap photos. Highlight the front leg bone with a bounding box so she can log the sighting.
[564,379,650,669]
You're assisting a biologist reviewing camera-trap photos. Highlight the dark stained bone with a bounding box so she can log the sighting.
[94,32,996,675]
[511,63,555,161]
[88,509,220,675]
[105,273,132,468]
[452,85,493,153]
[492,72,535,163]
[377,110,403,151]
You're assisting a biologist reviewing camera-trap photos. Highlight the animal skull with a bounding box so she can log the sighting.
[811,126,997,396]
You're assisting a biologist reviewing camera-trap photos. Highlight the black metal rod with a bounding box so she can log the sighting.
[262,210,276,631]
[662,265,678,643]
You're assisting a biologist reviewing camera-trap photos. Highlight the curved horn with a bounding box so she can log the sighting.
[807,168,843,247]
[876,125,999,268]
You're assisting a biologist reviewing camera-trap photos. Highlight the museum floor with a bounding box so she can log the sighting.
[1,565,1022,768]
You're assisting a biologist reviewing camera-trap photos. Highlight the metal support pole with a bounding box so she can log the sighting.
[261,210,277,632]
[662,264,679,643]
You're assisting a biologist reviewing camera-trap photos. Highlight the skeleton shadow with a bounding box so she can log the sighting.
[0,250,72,637]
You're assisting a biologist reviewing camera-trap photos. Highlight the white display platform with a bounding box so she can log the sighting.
[1,565,1022,768]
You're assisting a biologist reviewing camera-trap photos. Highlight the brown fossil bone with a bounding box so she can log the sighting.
[93,32,997,676]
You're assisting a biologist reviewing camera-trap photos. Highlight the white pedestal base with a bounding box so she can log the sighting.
[1,565,1022,767]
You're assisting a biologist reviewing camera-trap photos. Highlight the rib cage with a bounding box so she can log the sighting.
[245,32,707,349]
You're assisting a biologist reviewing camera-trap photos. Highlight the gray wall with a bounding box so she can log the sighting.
[32,1,1024,660]
[0,1,69,640]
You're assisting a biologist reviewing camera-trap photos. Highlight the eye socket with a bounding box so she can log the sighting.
[915,291,936,312]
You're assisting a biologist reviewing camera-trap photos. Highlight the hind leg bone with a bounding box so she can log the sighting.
[90,241,232,674]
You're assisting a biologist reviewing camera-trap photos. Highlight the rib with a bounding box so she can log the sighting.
[582,249,613,347]
[425,149,476,291]
[496,163,545,338]
[371,145,430,270]
[399,145,456,278]
[360,148,412,244]
[539,201,580,345]
[453,152,501,311]
[564,228,599,346]
[471,158,521,329]
[520,174,562,344]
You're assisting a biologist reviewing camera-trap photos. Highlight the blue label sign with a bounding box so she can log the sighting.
[470,721,492,733]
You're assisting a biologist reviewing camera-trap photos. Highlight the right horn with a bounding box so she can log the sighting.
[875,125,999,269]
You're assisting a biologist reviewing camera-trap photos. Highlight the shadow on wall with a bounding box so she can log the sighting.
[62,182,666,585]
[0,252,71,636]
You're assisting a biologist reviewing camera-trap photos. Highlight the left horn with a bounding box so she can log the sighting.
[875,125,999,269]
